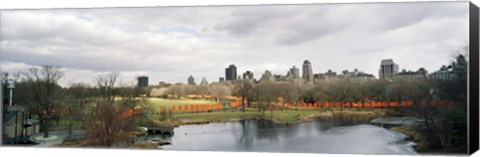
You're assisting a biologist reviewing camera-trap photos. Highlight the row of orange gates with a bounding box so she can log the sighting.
[159,100,453,112]
[159,103,224,112]
[239,101,417,109]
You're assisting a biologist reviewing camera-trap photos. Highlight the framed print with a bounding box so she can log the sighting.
[1,1,479,156]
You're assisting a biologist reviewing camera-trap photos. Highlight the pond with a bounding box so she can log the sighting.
[138,113,417,155]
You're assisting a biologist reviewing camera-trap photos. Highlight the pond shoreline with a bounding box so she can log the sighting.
[147,109,426,153]
[144,117,417,155]
[154,109,384,128]
[57,109,388,148]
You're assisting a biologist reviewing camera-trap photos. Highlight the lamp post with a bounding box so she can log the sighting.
[2,77,14,144]
[7,79,15,107]
[7,79,18,144]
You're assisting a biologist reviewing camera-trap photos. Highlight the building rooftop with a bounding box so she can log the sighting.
[380,59,395,65]
[4,110,22,122]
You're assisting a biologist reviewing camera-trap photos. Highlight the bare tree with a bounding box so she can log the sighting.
[209,83,232,103]
[86,72,138,147]
[164,84,187,99]
[308,84,327,110]
[118,86,151,124]
[255,82,279,117]
[94,72,118,104]
[23,65,64,138]
[64,83,92,139]
[283,79,304,109]
[234,79,254,112]
[194,85,210,96]
[359,79,389,108]
[321,78,357,110]
[409,79,437,143]
[276,82,297,109]
[408,53,469,152]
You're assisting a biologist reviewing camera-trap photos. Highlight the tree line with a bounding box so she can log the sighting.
[155,54,468,152]
[232,54,468,152]
[2,69,150,147]
[1,54,467,151]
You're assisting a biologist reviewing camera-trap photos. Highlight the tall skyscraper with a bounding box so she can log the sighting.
[379,59,399,79]
[188,75,196,85]
[137,76,149,88]
[288,66,300,79]
[243,71,254,80]
[225,64,237,81]
[302,60,313,82]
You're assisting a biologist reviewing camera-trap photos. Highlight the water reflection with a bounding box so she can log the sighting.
[142,112,414,154]
[237,120,253,150]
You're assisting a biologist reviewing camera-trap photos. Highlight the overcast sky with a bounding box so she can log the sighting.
[0,2,470,86]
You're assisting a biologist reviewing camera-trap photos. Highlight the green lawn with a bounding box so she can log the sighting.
[144,98,370,123]
[49,98,384,131]
[168,110,332,123]
[173,111,262,121]
[49,98,221,130]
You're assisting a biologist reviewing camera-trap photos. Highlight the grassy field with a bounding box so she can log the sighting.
[144,98,385,123]
[162,110,335,123]
[173,111,262,121]
[50,98,385,130]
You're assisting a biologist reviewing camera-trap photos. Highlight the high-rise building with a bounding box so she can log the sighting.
[137,76,149,88]
[243,71,254,80]
[200,77,209,85]
[379,59,399,79]
[288,66,300,79]
[225,64,237,81]
[260,70,274,82]
[188,75,196,85]
[302,60,313,82]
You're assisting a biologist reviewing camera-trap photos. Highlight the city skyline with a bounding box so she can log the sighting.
[0,2,469,86]
[183,57,446,85]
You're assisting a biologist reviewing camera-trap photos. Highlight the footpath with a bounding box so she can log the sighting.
[30,130,85,146]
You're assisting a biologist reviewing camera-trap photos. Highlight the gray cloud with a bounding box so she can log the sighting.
[0,2,469,86]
